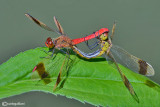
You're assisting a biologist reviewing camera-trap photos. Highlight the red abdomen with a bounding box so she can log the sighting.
[72,28,109,45]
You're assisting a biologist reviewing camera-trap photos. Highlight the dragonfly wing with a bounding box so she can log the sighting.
[32,52,61,85]
[53,49,77,91]
[53,55,67,91]
[110,21,116,40]
[107,52,139,102]
[110,45,154,76]
[32,49,75,91]
[32,62,52,85]
[25,13,59,34]
[53,16,65,35]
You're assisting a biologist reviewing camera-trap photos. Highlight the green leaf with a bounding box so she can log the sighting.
[0,47,160,106]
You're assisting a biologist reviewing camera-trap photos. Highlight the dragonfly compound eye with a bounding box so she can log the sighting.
[45,37,54,48]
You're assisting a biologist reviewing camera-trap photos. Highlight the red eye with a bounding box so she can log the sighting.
[45,37,54,48]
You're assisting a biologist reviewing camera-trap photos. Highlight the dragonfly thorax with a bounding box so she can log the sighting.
[54,36,74,48]
[101,41,109,52]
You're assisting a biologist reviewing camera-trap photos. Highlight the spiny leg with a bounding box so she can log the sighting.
[42,48,51,53]
[40,48,57,59]
[85,40,100,50]
[85,32,100,50]
[108,52,139,103]
[40,49,52,58]
[58,48,73,61]
[65,48,71,69]
[59,48,68,54]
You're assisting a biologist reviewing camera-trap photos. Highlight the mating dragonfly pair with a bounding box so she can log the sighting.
[25,14,154,102]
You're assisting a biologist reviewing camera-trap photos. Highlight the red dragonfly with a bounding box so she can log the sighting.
[25,13,109,90]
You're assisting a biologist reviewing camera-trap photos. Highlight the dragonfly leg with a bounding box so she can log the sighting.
[85,32,100,50]
[50,48,56,57]
[58,48,73,61]
[58,48,68,55]
[85,40,100,50]
[65,49,71,69]
[40,48,56,59]
[41,48,52,54]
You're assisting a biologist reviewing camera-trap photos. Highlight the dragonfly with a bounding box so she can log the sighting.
[71,23,155,102]
[25,13,109,90]
[25,13,109,51]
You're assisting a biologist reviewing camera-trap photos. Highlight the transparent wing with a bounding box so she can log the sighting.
[31,51,62,85]
[110,45,154,76]
[53,49,77,91]
[32,49,76,91]
[53,16,65,35]
[107,52,139,102]
[25,13,60,34]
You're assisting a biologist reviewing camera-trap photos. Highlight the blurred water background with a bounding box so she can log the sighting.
[0,0,160,107]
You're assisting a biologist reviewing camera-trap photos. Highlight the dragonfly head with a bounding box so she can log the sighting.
[100,32,108,41]
[45,37,55,48]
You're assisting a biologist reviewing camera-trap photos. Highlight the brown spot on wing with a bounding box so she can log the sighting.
[123,75,139,102]
[124,75,130,89]
[138,60,148,75]
[53,56,67,91]
[35,63,51,84]
[53,72,61,91]
[54,16,64,34]
[57,73,61,85]
[123,75,134,95]
[31,16,41,26]
[25,14,41,26]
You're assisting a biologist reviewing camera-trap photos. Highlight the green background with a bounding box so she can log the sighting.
[0,0,159,107]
